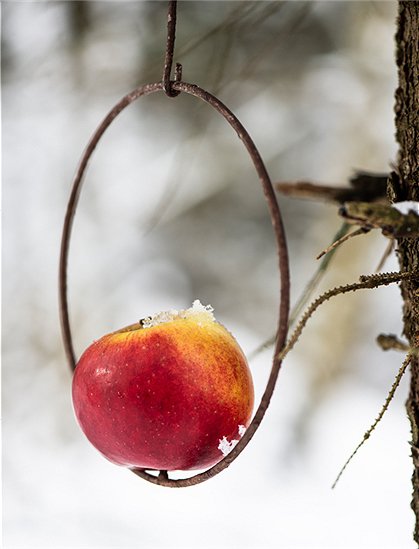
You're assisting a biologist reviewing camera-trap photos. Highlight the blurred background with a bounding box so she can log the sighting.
[3,1,414,547]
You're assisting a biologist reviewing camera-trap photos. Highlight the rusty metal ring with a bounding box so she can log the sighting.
[59,79,290,487]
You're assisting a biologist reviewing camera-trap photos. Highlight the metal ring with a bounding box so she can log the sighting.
[59,80,290,487]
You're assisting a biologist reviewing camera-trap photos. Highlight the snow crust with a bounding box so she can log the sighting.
[141,300,215,329]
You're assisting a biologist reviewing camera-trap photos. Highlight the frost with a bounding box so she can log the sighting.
[218,425,247,456]
[141,300,215,329]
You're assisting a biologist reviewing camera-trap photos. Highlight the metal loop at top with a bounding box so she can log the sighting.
[59,79,290,488]
[162,1,181,97]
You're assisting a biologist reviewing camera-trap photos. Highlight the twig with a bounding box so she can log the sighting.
[375,239,395,273]
[277,270,418,363]
[316,227,370,260]
[331,353,412,489]
[376,333,410,352]
[276,172,388,204]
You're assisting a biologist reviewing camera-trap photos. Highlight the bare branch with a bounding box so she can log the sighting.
[331,353,412,489]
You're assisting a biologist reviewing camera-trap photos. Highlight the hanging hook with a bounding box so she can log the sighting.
[163,0,182,97]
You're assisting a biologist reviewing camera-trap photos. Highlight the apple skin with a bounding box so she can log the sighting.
[72,311,254,471]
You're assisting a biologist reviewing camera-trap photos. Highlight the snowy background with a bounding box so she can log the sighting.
[3,1,414,548]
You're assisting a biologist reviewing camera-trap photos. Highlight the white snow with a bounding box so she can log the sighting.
[392,201,419,215]
[218,436,239,456]
[218,425,247,456]
[141,299,215,329]
[238,424,247,437]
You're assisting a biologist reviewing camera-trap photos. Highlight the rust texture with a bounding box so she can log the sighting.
[393,1,419,543]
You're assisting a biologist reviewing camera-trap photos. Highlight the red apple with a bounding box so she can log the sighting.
[72,301,254,471]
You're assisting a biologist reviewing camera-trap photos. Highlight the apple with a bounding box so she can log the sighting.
[72,300,254,471]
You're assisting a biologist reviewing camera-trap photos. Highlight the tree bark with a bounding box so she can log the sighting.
[393,1,419,544]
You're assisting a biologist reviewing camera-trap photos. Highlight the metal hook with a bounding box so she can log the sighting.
[163,1,181,97]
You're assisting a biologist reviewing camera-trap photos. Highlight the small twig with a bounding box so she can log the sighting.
[340,201,419,238]
[358,270,415,286]
[375,239,395,273]
[276,172,388,204]
[376,333,410,352]
[331,353,412,489]
[277,270,418,363]
[316,227,370,260]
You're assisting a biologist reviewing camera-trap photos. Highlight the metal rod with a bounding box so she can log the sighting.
[162,1,180,97]
[59,80,290,487]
